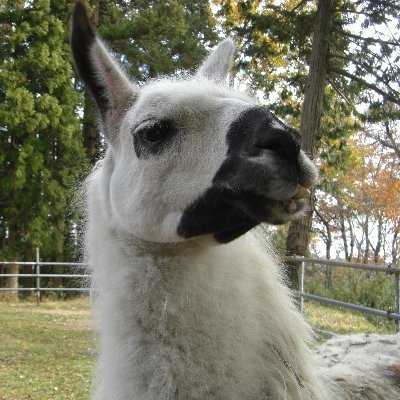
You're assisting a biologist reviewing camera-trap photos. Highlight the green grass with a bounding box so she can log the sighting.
[304,301,394,334]
[0,298,95,400]
[0,297,396,399]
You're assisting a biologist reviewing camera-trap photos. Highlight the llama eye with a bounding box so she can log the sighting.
[132,119,177,158]
[137,121,171,143]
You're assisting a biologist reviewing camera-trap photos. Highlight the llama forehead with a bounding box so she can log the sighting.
[129,78,255,126]
[141,78,253,102]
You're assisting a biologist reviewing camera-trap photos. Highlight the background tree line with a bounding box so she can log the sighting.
[0,0,399,299]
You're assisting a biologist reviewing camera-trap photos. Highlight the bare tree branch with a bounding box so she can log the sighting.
[333,27,400,47]
[328,66,400,106]
[329,52,399,96]
[356,0,400,13]
[336,8,387,19]
[365,132,400,156]
[384,121,400,159]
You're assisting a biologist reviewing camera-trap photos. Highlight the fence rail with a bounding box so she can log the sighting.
[0,249,90,304]
[1,251,399,332]
[285,256,400,333]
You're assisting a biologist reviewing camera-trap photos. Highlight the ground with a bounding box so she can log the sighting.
[0,298,94,400]
[0,297,395,399]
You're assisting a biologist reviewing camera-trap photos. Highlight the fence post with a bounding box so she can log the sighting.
[395,269,399,333]
[36,248,41,305]
[298,259,305,315]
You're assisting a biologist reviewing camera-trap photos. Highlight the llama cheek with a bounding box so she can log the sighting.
[133,211,184,242]
[158,212,186,242]
[127,207,185,242]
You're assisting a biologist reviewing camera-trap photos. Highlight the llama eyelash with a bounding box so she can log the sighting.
[132,119,178,158]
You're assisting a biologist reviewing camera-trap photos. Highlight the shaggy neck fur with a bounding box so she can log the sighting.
[86,156,334,400]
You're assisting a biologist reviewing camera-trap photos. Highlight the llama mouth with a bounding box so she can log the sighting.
[275,186,310,217]
[291,186,310,200]
[177,185,311,243]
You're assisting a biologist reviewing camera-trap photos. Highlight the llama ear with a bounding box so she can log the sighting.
[197,38,235,83]
[70,1,137,138]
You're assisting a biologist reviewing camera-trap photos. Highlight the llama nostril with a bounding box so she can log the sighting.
[255,128,300,160]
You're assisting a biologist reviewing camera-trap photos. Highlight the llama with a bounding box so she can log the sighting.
[71,2,400,399]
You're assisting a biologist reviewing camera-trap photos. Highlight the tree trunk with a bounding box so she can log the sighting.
[373,217,383,263]
[392,220,399,266]
[313,205,333,287]
[339,210,349,260]
[50,246,65,289]
[285,0,334,289]
[324,224,332,288]
[0,262,19,302]
[83,92,100,162]
[92,0,100,27]
[363,215,370,263]
[347,212,355,261]
[0,225,19,302]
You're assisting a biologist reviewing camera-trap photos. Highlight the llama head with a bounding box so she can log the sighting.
[71,1,318,244]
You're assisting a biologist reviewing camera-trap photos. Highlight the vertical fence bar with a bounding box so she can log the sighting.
[395,270,399,333]
[36,248,41,305]
[298,260,305,314]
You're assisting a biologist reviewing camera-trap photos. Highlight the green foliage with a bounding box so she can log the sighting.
[1,0,398,266]
[305,266,396,331]
[304,301,393,334]
[216,0,316,119]
[218,1,400,265]
[216,0,400,162]
[329,1,400,114]
[0,0,219,262]
[80,0,218,160]
[216,1,358,180]
[266,225,289,257]
[0,0,89,261]
[90,0,218,81]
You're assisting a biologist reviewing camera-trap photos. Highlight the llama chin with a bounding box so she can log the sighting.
[71,2,400,399]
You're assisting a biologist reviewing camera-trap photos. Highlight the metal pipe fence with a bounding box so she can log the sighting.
[285,256,400,333]
[0,249,90,305]
[1,251,399,333]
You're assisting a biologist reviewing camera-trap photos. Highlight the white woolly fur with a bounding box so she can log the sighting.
[86,164,335,399]
[71,3,400,397]
[86,157,400,399]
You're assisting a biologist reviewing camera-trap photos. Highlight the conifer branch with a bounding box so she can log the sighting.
[289,0,309,15]
[327,78,353,108]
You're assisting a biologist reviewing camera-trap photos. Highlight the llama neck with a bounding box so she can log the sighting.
[87,221,333,400]
[90,229,255,331]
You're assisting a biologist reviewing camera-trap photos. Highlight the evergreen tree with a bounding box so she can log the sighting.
[0,0,88,297]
